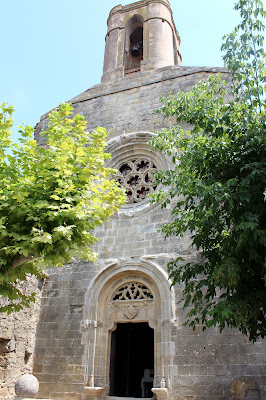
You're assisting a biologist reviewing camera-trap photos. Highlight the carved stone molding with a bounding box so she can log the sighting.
[148,319,158,329]
[80,319,89,332]
[80,320,104,332]
[107,281,155,323]
[124,304,139,319]
[108,300,154,322]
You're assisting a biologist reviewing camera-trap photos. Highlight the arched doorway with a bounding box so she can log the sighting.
[81,261,176,399]
[109,322,154,397]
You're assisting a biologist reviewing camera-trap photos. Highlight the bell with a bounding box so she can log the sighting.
[131,44,140,57]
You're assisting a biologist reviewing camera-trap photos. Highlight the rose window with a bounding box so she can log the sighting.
[114,158,158,204]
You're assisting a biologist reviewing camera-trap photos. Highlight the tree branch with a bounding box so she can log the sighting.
[11,255,36,269]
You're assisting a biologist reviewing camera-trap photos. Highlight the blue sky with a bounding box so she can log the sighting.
[0,0,264,139]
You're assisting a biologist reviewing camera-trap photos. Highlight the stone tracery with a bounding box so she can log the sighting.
[114,158,158,203]
[112,282,154,301]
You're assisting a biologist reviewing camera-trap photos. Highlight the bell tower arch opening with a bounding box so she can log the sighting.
[125,15,144,75]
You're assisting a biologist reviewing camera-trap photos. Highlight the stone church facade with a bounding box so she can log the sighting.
[0,1,265,399]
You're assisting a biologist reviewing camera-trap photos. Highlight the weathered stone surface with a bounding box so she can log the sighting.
[35,61,264,397]
[230,377,261,400]
[0,277,43,400]
[29,78,266,400]
[14,374,39,397]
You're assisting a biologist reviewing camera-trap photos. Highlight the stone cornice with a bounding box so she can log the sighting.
[108,0,171,22]
[70,66,228,106]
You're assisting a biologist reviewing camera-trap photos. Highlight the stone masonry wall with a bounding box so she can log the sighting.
[32,66,266,400]
[0,277,43,400]
[34,262,97,400]
[35,66,229,144]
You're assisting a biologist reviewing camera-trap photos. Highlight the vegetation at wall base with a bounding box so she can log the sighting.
[151,0,266,342]
[0,103,125,313]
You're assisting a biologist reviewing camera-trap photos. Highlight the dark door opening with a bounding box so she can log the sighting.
[109,322,154,398]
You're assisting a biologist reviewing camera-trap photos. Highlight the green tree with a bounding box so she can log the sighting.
[0,103,125,312]
[150,0,266,342]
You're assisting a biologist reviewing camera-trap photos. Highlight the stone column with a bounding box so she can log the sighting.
[101,5,125,83]
[145,1,176,70]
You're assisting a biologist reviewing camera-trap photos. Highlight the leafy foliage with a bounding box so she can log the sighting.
[0,103,125,312]
[221,0,265,109]
[150,0,266,342]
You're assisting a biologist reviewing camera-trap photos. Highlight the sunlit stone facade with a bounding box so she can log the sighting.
[1,1,265,400]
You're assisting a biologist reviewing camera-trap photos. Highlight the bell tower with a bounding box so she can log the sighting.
[102,0,181,83]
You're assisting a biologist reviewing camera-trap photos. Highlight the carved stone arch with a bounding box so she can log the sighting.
[106,131,169,174]
[81,260,176,396]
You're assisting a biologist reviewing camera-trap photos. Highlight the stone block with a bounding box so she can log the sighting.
[0,387,7,396]
[230,377,261,400]
[65,393,82,400]
[248,353,266,364]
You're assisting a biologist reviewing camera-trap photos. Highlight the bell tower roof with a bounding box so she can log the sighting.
[102,0,181,83]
